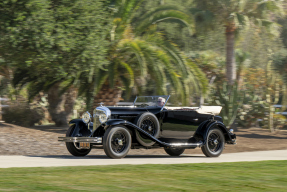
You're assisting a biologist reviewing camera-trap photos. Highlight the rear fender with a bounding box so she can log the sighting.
[194,120,234,144]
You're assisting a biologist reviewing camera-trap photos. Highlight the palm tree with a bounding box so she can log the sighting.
[192,0,284,85]
[86,0,207,109]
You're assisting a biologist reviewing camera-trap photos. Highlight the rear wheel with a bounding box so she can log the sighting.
[201,127,225,157]
[66,125,91,156]
[103,126,131,159]
[164,148,185,156]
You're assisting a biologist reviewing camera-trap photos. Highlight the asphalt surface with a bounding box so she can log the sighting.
[0,150,286,168]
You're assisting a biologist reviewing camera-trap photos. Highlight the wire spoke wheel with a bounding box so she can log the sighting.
[103,126,131,159]
[164,147,185,156]
[140,117,156,137]
[111,131,127,153]
[207,133,222,153]
[201,127,225,157]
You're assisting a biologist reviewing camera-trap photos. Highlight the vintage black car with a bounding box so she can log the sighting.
[58,95,236,159]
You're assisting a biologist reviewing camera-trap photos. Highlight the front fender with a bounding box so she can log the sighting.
[194,120,236,144]
[69,119,93,137]
[105,119,128,126]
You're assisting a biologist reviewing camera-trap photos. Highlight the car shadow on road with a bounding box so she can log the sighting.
[239,133,287,140]
[0,122,13,128]
[27,125,68,134]
[26,154,206,159]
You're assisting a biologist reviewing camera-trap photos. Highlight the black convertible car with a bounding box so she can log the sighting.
[58,95,236,159]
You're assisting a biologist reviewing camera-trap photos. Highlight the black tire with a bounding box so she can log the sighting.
[164,148,185,156]
[103,126,131,159]
[135,112,160,147]
[65,125,91,157]
[201,127,225,157]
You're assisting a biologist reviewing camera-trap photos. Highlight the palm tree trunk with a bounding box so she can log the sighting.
[64,86,78,120]
[269,105,274,133]
[225,25,236,85]
[93,81,122,109]
[47,83,77,127]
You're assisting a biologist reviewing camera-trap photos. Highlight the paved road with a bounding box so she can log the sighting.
[0,150,286,168]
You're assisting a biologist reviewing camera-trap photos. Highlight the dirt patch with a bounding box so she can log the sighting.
[0,122,286,156]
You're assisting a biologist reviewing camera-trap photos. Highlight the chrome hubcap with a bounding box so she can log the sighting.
[148,126,152,132]
[117,139,123,146]
[208,132,222,153]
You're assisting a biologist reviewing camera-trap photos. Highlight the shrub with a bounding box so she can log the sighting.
[272,114,286,131]
[2,102,44,127]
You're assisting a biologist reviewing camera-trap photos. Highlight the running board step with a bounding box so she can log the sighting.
[58,137,102,144]
[164,141,203,148]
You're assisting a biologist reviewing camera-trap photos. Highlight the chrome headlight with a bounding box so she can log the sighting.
[82,111,91,123]
[93,106,111,127]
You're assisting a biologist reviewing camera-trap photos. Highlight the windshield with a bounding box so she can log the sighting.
[133,95,170,109]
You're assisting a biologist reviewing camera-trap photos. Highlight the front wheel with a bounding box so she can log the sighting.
[103,126,131,159]
[65,125,91,156]
[164,148,185,156]
[201,127,225,157]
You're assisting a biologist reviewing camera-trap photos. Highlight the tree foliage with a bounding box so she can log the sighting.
[0,0,111,99]
[81,0,208,108]
[0,0,112,126]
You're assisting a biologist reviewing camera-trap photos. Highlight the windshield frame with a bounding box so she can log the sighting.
[133,95,170,111]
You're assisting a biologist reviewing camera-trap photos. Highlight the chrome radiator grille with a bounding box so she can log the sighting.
[93,107,111,131]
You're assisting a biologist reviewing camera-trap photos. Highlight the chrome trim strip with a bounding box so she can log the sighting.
[58,137,102,143]
[169,141,203,148]
[119,115,138,118]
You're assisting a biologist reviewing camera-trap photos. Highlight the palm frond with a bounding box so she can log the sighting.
[116,0,145,24]
[119,61,134,87]
[136,9,195,34]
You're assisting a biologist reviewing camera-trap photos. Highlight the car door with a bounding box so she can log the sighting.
[160,110,200,139]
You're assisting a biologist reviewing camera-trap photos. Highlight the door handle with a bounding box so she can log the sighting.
[193,118,198,121]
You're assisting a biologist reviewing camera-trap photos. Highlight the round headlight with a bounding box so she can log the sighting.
[82,111,91,123]
[99,113,108,123]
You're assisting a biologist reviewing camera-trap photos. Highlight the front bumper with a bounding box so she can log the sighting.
[58,137,102,144]
[229,133,236,144]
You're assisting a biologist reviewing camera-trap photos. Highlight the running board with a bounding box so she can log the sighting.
[116,121,204,148]
[58,137,102,144]
[166,142,203,148]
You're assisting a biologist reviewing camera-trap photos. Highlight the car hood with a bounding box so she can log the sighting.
[107,106,161,116]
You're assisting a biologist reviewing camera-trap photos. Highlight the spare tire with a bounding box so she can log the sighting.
[135,112,160,147]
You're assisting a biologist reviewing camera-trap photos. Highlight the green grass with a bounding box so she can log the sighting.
[0,161,286,191]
